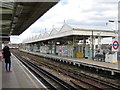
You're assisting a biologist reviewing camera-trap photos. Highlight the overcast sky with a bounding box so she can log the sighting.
[10,0,119,44]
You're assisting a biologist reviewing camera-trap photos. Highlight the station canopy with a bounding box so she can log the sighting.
[23,24,116,44]
[0,1,59,43]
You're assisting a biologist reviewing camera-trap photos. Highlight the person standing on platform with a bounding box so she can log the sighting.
[103,50,106,61]
[3,46,12,72]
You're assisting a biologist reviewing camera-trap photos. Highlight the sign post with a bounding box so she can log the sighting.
[112,40,119,51]
[111,40,118,64]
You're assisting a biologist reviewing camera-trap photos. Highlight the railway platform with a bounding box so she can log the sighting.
[20,49,120,74]
[1,53,46,89]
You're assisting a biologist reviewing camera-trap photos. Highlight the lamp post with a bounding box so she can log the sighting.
[109,20,118,33]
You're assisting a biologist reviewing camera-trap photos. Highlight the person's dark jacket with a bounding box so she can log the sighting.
[4,50,11,58]
[3,48,11,63]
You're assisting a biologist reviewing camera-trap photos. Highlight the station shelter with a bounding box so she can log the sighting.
[20,24,116,60]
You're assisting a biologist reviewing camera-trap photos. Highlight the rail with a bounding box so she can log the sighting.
[12,51,77,90]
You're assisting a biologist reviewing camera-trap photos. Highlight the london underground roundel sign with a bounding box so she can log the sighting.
[113,41,119,50]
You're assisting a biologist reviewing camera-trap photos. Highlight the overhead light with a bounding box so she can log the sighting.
[12,24,16,28]
[11,29,14,31]
[10,28,14,34]
[109,20,114,22]
[13,17,18,23]
[56,42,60,44]
[15,5,23,16]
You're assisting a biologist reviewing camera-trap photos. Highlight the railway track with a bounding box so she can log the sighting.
[40,60,120,89]
[12,50,120,90]
[12,51,77,90]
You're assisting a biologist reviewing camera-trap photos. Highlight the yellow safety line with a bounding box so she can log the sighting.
[60,57,118,69]
[16,60,39,88]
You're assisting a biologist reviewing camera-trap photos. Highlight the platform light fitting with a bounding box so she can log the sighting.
[13,17,18,23]
[15,4,23,16]
[12,24,16,28]
[109,20,115,22]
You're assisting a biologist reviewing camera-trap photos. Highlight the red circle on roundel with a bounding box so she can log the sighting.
[113,41,119,49]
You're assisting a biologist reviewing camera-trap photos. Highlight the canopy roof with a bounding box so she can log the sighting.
[24,24,116,43]
[1,1,59,42]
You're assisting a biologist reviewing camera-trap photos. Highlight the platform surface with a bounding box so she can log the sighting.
[2,53,46,89]
[21,49,120,71]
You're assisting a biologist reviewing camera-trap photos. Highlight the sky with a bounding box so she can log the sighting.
[10,0,119,44]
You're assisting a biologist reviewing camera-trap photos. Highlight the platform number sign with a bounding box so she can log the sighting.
[112,40,119,51]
